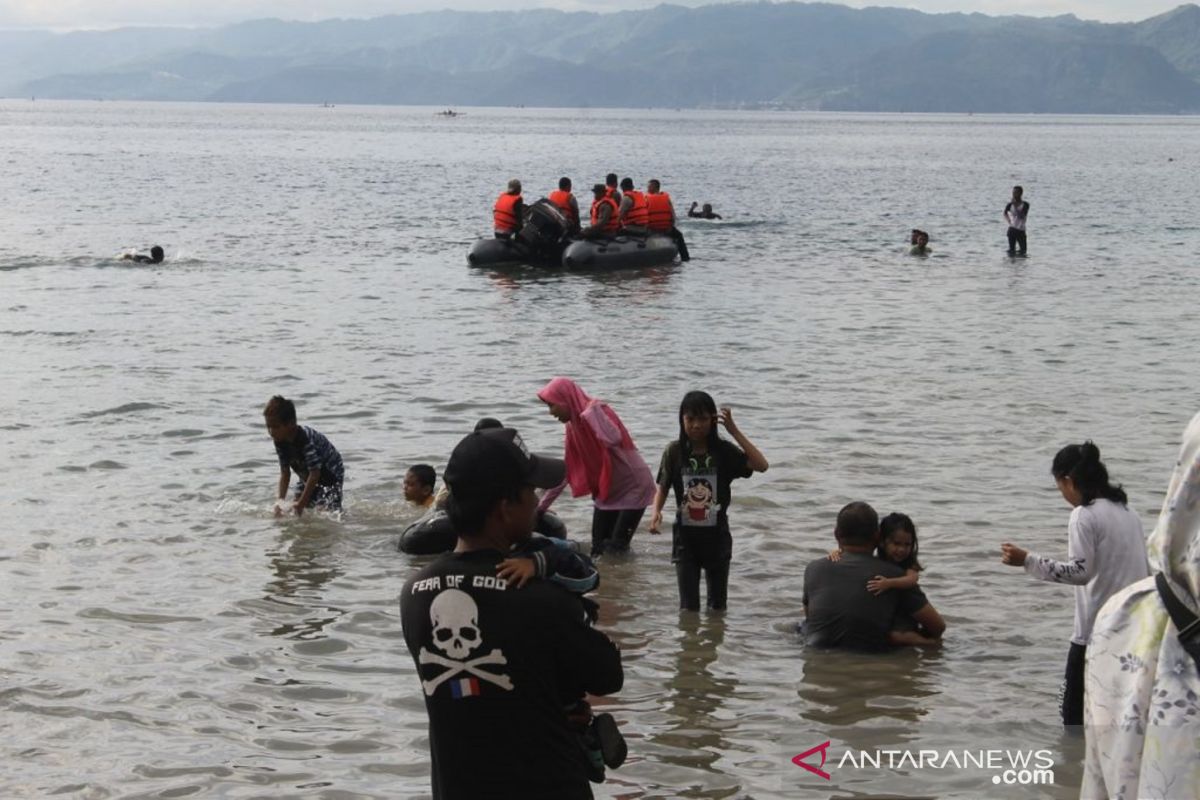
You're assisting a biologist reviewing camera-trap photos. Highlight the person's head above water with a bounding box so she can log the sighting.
[263,395,298,442]
[835,501,879,551]
[677,390,721,452]
[558,177,571,191]
[878,511,922,571]
[702,203,713,214]
[404,464,436,504]
[149,245,164,263]
[911,229,929,247]
[619,177,634,192]
[605,173,619,188]
[1052,441,1127,508]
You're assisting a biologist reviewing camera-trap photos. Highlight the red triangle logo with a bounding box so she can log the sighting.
[792,741,832,780]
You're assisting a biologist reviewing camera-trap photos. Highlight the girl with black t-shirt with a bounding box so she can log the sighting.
[649,390,768,611]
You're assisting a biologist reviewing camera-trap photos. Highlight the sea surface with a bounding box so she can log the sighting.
[3,101,1199,799]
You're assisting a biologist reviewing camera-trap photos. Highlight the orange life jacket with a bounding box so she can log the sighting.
[590,196,620,235]
[645,191,674,231]
[548,190,577,226]
[622,189,650,227]
[493,193,522,232]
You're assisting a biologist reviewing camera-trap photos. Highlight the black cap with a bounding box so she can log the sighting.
[444,428,565,496]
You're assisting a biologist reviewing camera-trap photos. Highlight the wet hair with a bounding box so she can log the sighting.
[1052,441,1127,506]
[263,395,296,424]
[473,417,503,432]
[648,179,661,192]
[677,390,721,454]
[702,203,713,213]
[558,177,571,191]
[835,501,879,547]
[877,512,922,571]
[150,245,164,263]
[620,177,634,191]
[407,464,436,490]
[605,173,618,187]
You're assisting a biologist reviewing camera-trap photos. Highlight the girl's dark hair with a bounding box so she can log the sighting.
[677,390,721,454]
[1051,441,1127,506]
[877,512,922,572]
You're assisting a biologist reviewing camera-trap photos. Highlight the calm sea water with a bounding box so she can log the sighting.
[3,101,1200,799]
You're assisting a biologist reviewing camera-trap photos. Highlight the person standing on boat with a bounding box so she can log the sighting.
[548,177,581,236]
[493,178,525,240]
[646,179,690,262]
[617,178,649,234]
[582,184,620,240]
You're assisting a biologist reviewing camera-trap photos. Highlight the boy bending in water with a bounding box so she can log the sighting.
[264,395,345,515]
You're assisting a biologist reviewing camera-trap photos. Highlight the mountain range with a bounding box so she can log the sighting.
[4,2,1200,113]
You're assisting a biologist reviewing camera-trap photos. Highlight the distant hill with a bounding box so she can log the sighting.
[6,2,1200,113]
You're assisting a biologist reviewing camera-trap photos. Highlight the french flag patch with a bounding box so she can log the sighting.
[451,677,481,699]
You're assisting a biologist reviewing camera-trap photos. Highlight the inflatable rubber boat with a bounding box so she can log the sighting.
[561,233,678,270]
[467,198,680,270]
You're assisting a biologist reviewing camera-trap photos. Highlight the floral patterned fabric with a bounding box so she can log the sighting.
[1081,412,1200,799]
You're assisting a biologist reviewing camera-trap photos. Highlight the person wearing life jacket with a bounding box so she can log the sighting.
[647,178,690,262]
[582,184,620,240]
[604,173,622,206]
[493,178,525,239]
[547,177,581,235]
[617,177,649,234]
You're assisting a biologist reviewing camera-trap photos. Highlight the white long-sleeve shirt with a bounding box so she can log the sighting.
[1023,498,1150,645]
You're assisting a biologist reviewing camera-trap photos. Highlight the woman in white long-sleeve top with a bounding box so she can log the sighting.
[1080,413,1200,800]
[999,441,1150,726]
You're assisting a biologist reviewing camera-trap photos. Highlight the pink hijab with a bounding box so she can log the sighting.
[537,377,635,501]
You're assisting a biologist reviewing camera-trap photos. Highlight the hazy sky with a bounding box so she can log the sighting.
[0,0,1188,30]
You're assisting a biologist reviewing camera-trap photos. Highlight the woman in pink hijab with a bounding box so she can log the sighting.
[537,377,657,556]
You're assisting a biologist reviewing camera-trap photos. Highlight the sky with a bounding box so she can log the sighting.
[0,0,1189,30]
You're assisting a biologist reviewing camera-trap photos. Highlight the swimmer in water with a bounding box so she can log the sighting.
[688,202,722,220]
[910,229,931,255]
[122,245,164,264]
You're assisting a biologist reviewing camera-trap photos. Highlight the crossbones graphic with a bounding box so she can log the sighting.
[419,647,514,694]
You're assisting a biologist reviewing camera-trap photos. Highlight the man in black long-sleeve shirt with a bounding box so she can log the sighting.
[401,427,623,800]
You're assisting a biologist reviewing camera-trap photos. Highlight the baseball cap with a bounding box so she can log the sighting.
[444,428,564,496]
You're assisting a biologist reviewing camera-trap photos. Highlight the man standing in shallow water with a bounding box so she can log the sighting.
[400,427,623,799]
[802,501,945,650]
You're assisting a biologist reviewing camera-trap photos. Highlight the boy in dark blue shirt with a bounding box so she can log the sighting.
[263,396,344,516]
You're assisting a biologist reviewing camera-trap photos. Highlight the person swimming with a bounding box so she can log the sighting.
[910,230,931,255]
[122,246,164,264]
[688,202,722,220]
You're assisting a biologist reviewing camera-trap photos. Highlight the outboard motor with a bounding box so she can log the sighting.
[519,199,568,247]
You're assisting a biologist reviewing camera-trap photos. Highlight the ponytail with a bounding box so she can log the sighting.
[1051,440,1127,506]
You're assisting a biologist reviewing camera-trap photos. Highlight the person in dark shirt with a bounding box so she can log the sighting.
[400,427,623,800]
[688,202,722,220]
[263,395,345,516]
[802,501,945,650]
[121,245,164,264]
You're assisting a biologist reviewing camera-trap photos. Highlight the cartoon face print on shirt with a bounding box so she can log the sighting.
[680,452,719,527]
[419,587,513,698]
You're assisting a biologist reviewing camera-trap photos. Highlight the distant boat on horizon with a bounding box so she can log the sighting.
[435,109,463,117]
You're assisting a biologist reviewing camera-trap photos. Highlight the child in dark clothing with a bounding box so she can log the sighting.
[497,537,625,782]
[263,395,345,516]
